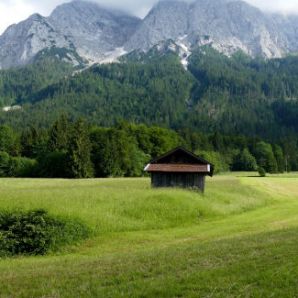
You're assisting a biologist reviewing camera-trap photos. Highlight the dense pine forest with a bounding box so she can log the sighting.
[0,116,295,178]
[0,46,297,177]
[1,46,298,137]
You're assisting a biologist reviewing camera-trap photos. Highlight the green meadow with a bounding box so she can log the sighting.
[0,174,298,297]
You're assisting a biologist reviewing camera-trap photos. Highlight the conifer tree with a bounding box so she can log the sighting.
[233,148,257,171]
[66,119,94,178]
[48,114,71,152]
[273,145,285,173]
[254,142,278,174]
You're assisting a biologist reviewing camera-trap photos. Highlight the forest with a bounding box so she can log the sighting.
[0,115,295,178]
[0,46,298,140]
[0,46,298,177]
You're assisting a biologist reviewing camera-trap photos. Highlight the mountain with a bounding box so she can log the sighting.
[48,1,140,64]
[1,0,298,69]
[0,0,298,143]
[0,1,141,69]
[0,14,72,69]
[126,0,296,59]
[125,1,189,52]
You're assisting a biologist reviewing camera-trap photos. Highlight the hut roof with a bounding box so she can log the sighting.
[144,147,214,176]
[145,164,210,173]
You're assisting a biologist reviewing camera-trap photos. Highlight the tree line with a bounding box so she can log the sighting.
[0,116,296,178]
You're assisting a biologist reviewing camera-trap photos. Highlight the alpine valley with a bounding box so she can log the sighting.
[0,0,298,142]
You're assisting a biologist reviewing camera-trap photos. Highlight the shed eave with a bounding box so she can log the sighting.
[144,163,212,175]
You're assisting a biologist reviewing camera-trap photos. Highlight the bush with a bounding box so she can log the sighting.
[36,151,68,178]
[9,157,37,177]
[0,209,90,256]
[258,167,266,177]
[0,152,37,177]
[0,151,11,177]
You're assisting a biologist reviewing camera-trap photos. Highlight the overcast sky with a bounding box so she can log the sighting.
[1,0,298,35]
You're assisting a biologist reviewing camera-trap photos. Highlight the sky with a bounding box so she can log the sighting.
[1,0,298,35]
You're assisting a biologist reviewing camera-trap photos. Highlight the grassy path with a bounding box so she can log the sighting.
[0,175,297,297]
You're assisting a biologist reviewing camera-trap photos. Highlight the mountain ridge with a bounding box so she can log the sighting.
[1,0,298,69]
[0,0,141,69]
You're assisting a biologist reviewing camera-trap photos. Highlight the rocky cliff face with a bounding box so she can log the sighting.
[188,0,285,57]
[48,1,140,64]
[1,0,298,70]
[0,0,141,69]
[126,0,295,59]
[0,14,72,69]
[125,1,189,51]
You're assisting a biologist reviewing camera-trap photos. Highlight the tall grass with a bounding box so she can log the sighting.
[0,175,297,297]
[0,177,270,234]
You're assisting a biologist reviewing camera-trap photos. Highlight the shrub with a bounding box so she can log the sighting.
[258,166,266,177]
[9,157,37,177]
[0,152,37,177]
[36,151,68,178]
[0,151,11,177]
[0,209,90,256]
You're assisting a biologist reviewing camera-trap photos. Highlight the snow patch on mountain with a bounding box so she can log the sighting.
[100,47,128,64]
[176,35,191,69]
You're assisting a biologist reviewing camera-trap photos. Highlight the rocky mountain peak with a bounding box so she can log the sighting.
[0,0,141,69]
[0,0,298,69]
[48,1,141,63]
[125,0,189,51]
[0,13,71,69]
[126,0,297,59]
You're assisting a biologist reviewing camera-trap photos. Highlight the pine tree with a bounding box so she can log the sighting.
[273,145,285,173]
[21,127,47,158]
[233,148,257,171]
[254,142,278,174]
[66,119,94,178]
[0,125,19,156]
[48,114,71,152]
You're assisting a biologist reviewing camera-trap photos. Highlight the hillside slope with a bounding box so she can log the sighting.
[1,48,298,140]
[0,51,75,107]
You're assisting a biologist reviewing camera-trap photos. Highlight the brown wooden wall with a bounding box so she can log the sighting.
[151,172,206,192]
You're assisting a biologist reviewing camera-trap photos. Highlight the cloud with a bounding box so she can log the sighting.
[0,1,35,34]
[247,0,298,14]
[0,0,71,34]
[1,0,298,35]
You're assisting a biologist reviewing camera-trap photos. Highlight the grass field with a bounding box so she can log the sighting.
[0,174,298,297]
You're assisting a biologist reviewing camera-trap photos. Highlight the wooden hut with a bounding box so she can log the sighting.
[144,147,213,192]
